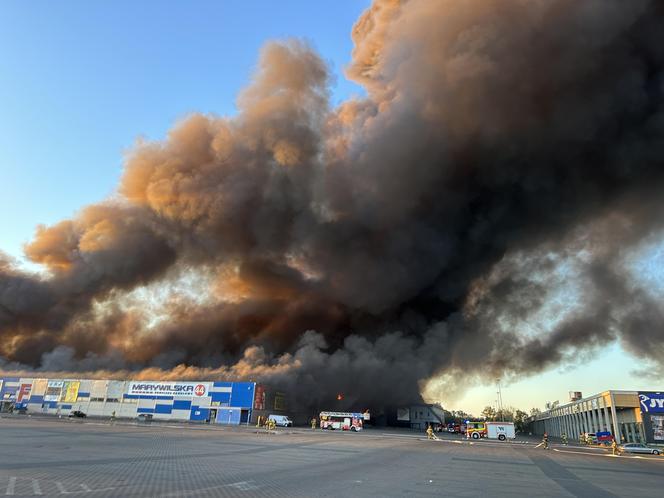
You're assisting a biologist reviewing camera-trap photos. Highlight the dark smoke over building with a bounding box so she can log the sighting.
[2,0,664,410]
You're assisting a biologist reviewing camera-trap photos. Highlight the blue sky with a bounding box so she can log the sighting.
[0,0,659,415]
[0,0,367,262]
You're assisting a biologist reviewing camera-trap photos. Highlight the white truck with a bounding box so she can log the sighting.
[485,422,516,441]
[268,414,293,427]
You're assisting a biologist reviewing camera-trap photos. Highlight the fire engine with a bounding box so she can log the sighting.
[466,421,487,439]
[319,411,365,431]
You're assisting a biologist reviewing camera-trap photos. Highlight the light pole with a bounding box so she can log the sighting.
[496,379,504,421]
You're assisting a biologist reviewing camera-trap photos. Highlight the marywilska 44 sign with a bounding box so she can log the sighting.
[128,381,210,397]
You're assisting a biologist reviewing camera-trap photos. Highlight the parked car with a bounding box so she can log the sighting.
[68,410,87,418]
[268,414,293,427]
[137,414,154,422]
[619,443,661,455]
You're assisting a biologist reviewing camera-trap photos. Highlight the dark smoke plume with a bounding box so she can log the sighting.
[2,0,664,409]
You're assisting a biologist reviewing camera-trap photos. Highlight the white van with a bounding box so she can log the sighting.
[486,422,515,441]
[268,414,293,427]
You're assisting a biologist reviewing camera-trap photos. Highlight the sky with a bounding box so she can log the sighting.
[0,0,660,416]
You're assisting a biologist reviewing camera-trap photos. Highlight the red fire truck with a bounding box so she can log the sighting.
[319,411,364,431]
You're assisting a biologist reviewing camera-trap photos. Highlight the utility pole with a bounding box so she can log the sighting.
[496,379,504,421]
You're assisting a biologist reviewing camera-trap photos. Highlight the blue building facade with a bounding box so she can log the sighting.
[0,377,257,425]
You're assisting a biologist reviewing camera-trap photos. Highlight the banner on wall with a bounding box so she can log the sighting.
[62,381,80,403]
[127,381,210,397]
[17,384,32,403]
[652,415,664,441]
[44,380,64,402]
[639,392,664,414]
[254,385,265,410]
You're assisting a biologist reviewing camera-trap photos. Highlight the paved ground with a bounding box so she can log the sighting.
[0,417,662,497]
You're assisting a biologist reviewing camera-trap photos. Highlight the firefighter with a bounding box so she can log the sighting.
[426,424,434,440]
[256,415,262,428]
[612,439,620,456]
[561,433,568,446]
[311,417,317,430]
[542,432,549,450]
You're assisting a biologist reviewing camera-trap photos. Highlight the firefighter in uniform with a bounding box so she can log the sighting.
[612,439,620,456]
[426,424,434,440]
[561,433,568,446]
[542,432,549,450]
[311,417,317,430]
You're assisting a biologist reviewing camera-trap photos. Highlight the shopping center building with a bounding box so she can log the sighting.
[528,390,664,445]
[0,376,286,425]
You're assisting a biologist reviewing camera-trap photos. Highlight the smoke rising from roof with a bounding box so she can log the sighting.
[2,0,664,408]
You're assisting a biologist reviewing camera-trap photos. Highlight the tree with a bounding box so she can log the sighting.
[530,407,542,417]
[444,410,473,423]
[481,406,497,421]
[499,408,512,422]
[513,409,529,432]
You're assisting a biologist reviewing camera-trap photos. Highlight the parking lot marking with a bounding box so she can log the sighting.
[80,484,92,492]
[5,477,16,495]
[31,479,42,495]
[227,481,260,491]
[56,482,71,494]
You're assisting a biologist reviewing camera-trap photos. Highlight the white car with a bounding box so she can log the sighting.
[619,443,661,455]
[268,414,293,427]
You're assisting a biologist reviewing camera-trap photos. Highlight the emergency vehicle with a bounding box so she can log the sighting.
[486,421,516,440]
[466,421,487,438]
[319,411,364,431]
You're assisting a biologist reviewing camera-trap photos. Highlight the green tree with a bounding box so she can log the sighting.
[513,409,529,432]
[481,406,497,421]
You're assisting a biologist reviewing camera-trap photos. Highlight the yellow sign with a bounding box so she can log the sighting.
[62,381,80,403]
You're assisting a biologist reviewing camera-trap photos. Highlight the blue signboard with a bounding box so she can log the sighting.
[596,431,612,441]
[638,392,664,413]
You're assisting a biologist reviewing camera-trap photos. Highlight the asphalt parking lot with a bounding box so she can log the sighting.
[0,417,662,497]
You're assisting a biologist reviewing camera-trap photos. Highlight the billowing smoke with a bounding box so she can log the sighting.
[2,0,664,409]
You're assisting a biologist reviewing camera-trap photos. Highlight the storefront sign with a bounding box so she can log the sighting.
[17,384,32,403]
[639,392,664,413]
[128,381,210,397]
[596,431,613,441]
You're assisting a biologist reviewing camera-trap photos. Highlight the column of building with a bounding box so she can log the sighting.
[590,402,599,432]
[585,402,594,432]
